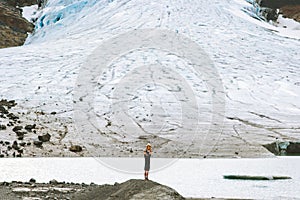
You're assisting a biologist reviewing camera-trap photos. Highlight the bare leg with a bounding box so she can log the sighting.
[145,171,149,180]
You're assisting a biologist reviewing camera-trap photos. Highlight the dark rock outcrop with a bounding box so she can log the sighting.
[259,0,300,9]
[263,141,300,156]
[0,1,35,48]
[280,5,300,22]
[286,142,300,154]
[1,0,38,7]
[257,0,300,22]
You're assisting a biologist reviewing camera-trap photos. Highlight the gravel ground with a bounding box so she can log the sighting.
[0,179,223,200]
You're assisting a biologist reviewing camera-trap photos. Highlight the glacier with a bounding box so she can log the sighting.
[0,0,299,158]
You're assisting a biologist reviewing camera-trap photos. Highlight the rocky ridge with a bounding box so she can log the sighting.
[256,0,300,22]
[0,0,38,48]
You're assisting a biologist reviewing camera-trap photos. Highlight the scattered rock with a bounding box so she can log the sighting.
[12,141,19,150]
[7,113,19,121]
[19,142,26,147]
[0,99,16,108]
[260,7,279,21]
[0,124,6,130]
[17,148,23,154]
[0,106,8,114]
[50,111,57,115]
[69,145,83,153]
[12,126,23,132]
[33,140,43,147]
[25,124,36,131]
[1,182,9,186]
[105,121,112,127]
[17,135,24,140]
[49,179,59,185]
[16,131,25,137]
[38,133,51,142]
[29,178,36,183]
[138,135,149,140]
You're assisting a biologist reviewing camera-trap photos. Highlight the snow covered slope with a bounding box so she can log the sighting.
[0,0,299,158]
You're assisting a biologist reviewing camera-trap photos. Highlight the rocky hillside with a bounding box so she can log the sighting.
[280,5,300,22]
[258,0,300,22]
[0,0,37,49]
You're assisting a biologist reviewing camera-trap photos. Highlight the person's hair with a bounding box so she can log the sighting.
[146,145,152,152]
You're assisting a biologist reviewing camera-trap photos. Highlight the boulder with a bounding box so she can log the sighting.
[0,106,8,114]
[69,145,83,153]
[33,140,43,147]
[7,113,19,121]
[0,99,16,108]
[19,142,26,147]
[12,126,23,132]
[29,178,36,183]
[38,133,51,142]
[260,7,279,21]
[0,124,6,130]
[49,179,59,185]
[12,141,19,150]
[16,131,25,137]
[25,124,36,131]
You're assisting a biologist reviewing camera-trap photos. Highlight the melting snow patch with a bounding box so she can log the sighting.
[22,5,40,23]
